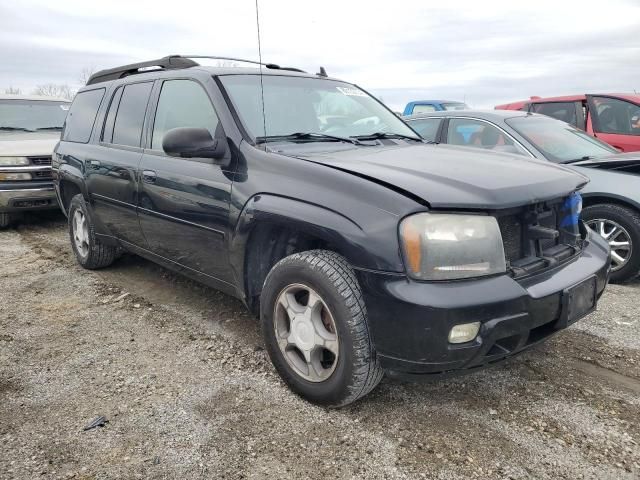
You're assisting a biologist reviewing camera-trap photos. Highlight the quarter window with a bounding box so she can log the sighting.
[446,118,527,155]
[151,80,220,151]
[111,82,153,147]
[62,88,105,143]
[591,96,640,136]
[101,86,123,143]
[411,104,436,114]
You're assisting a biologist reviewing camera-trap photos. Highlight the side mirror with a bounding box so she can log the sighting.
[162,127,226,162]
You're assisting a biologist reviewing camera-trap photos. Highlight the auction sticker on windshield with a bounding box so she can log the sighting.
[337,86,367,97]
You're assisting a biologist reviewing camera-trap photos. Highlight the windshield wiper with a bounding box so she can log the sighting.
[562,155,596,164]
[352,132,422,142]
[256,132,365,146]
[0,126,35,132]
[36,126,63,131]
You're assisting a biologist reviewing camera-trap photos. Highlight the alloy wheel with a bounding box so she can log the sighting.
[586,218,632,272]
[72,210,90,258]
[273,283,339,382]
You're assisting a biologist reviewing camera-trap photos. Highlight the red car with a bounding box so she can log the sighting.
[496,94,640,152]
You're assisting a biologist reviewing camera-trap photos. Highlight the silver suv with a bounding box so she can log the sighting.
[0,94,69,228]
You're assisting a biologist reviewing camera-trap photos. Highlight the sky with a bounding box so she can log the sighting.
[2,0,640,110]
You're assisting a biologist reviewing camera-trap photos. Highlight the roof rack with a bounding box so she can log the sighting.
[86,54,307,85]
[86,56,199,85]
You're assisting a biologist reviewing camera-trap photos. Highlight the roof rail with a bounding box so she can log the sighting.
[179,55,306,73]
[85,55,308,86]
[86,55,199,85]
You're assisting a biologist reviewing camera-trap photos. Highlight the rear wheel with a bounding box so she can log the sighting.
[583,203,640,283]
[68,194,118,269]
[260,250,383,407]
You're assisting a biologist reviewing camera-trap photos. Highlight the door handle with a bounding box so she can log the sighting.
[142,170,157,184]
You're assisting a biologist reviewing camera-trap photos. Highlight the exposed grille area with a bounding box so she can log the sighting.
[32,170,53,179]
[28,156,52,166]
[496,195,583,278]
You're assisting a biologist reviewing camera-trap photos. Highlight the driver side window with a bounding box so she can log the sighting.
[592,96,640,136]
[151,80,221,151]
[446,119,527,155]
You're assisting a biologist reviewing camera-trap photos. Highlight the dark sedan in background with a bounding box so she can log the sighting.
[404,110,640,282]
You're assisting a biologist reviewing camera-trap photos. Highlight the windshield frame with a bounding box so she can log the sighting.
[215,73,421,145]
[0,99,70,132]
[505,114,618,163]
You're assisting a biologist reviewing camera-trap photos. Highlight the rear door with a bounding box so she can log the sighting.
[137,78,234,282]
[586,95,640,152]
[86,81,153,246]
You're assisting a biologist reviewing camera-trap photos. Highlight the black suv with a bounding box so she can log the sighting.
[53,55,610,406]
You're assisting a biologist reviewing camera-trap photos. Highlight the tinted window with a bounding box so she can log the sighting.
[62,88,105,143]
[111,82,152,147]
[592,96,640,136]
[101,86,123,143]
[531,102,577,126]
[407,118,441,142]
[412,104,436,114]
[151,80,220,150]
[446,118,527,155]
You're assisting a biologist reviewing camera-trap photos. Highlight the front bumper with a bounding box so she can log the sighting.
[356,229,611,378]
[0,182,59,212]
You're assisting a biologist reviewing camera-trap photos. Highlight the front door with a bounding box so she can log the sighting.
[137,78,234,282]
[587,95,640,152]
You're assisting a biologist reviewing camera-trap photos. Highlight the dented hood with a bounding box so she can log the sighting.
[294,143,588,209]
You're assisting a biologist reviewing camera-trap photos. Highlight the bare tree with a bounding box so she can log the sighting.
[4,86,22,95]
[32,84,75,100]
[79,66,97,85]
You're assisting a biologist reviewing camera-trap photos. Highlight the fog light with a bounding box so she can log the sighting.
[448,322,481,344]
[0,172,32,181]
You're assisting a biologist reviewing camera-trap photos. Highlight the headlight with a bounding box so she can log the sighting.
[0,156,29,166]
[0,172,32,181]
[400,213,506,280]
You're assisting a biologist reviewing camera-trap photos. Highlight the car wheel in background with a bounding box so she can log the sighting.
[583,203,640,283]
[68,194,118,269]
[260,250,383,407]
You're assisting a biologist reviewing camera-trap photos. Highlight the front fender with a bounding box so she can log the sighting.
[229,193,406,297]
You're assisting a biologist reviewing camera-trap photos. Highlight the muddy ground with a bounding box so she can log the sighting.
[1,212,639,480]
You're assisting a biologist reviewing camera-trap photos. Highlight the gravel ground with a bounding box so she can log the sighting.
[1,212,639,480]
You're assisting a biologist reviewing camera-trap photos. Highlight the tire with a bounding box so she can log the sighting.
[68,194,118,269]
[0,213,11,229]
[260,250,383,407]
[583,203,640,283]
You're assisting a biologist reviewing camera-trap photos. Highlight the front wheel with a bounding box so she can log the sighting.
[583,203,640,283]
[260,250,383,407]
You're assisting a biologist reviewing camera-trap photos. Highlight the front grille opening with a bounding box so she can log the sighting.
[486,334,520,356]
[28,156,52,166]
[527,319,557,344]
[496,195,583,279]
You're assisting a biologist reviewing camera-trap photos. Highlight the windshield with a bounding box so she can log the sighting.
[442,103,468,111]
[0,99,70,131]
[506,115,617,162]
[219,75,419,141]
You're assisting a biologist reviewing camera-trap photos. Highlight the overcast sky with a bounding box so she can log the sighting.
[2,0,639,110]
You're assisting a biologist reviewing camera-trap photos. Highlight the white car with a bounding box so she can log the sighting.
[0,94,70,227]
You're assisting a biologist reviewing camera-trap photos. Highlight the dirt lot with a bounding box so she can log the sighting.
[1,212,639,480]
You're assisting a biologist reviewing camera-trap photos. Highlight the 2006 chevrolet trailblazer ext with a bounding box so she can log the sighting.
[53,56,610,406]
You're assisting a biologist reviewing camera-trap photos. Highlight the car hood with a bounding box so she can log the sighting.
[0,131,60,157]
[570,151,640,175]
[291,144,588,209]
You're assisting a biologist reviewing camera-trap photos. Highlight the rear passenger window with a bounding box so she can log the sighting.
[62,88,105,143]
[151,80,220,150]
[407,118,441,142]
[531,102,577,126]
[111,82,152,147]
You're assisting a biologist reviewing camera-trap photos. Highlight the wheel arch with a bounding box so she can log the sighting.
[230,193,403,314]
[581,193,640,214]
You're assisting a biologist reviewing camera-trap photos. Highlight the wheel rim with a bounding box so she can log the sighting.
[72,210,90,258]
[585,218,633,272]
[273,283,339,383]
